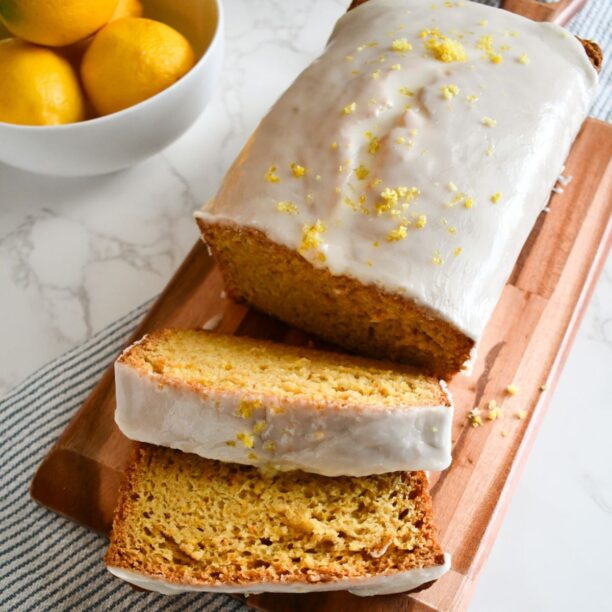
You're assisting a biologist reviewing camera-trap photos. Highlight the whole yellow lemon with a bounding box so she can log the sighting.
[0,38,85,126]
[59,0,143,68]
[81,18,196,117]
[110,0,143,20]
[0,0,119,47]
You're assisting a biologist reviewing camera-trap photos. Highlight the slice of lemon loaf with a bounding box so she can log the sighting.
[105,444,450,596]
[195,0,599,379]
[115,329,453,476]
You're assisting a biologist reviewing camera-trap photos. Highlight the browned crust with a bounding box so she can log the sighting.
[197,220,473,379]
[348,0,602,71]
[118,328,451,407]
[105,445,446,587]
[579,38,603,72]
[105,443,148,569]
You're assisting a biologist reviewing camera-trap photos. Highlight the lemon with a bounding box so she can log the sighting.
[60,0,143,68]
[0,38,85,126]
[0,0,119,47]
[111,0,143,20]
[81,18,196,116]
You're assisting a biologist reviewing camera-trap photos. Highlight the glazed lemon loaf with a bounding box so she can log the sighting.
[115,329,453,476]
[106,444,449,596]
[195,0,599,379]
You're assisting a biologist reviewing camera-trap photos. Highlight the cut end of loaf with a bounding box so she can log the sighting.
[196,220,474,380]
[106,445,446,589]
[119,328,450,409]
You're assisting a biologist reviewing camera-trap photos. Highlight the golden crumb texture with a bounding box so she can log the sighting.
[105,445,445,587]
[118,328,450,409]
[197,221,473,379]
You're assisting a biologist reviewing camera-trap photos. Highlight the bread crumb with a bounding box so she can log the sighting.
[516,410,527,420]
[487,400,503,421]
[506,384,519,395]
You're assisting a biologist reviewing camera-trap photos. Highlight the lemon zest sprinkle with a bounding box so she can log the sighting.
[265,165,280,183]
[276,201,298,215]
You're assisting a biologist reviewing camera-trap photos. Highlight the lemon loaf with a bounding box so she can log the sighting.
[115,329,453,476]
[106,444,450,596]
[195,0,599,379]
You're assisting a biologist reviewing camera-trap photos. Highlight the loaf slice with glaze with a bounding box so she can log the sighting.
[115,329,453,476]
[105,444,450,596]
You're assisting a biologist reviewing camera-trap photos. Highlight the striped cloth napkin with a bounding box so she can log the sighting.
[1,2,610,610]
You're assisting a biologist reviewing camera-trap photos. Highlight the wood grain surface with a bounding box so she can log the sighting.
[31,117,612,611]
[501,0,587,23]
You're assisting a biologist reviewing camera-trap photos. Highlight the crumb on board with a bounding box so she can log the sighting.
[467,407,482,427]
[506,384,518,396]
[487,400,503,421]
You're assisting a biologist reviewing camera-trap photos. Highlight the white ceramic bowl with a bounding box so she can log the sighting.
[0,0,223,176]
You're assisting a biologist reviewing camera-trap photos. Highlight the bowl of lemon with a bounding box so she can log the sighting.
[0,0,223,176]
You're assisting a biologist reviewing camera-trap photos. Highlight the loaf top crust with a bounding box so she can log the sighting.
[197,0,598,343]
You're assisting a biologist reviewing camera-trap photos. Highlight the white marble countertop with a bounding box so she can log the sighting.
[0,1,610,610]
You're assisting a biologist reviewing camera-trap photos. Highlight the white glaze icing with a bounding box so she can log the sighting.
[195,0,597,345]
[107,553,450,596]
[114,360,453,476]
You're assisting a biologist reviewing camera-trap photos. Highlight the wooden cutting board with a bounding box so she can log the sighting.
[31,1,611,610]
[30,116,612,612]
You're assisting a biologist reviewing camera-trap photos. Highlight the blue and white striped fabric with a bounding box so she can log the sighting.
[0,301,248,612]
[1,1,610,611]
